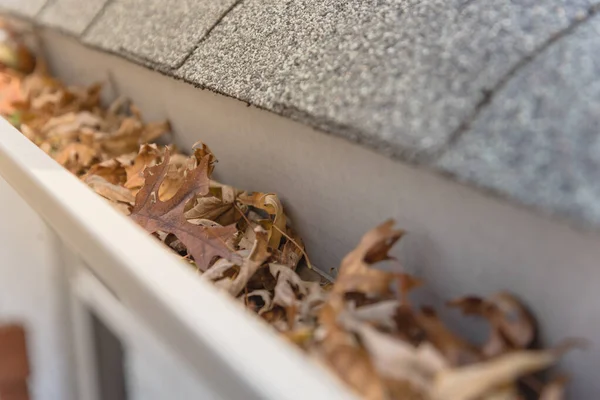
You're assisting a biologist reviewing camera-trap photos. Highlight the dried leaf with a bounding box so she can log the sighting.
[269,263,325,323]
[415,307,481,366]
[343,316,447,394]
[539,375,568,400]
[448,293,535,356]
[84,174,135,205]
[85,158,128,185]
[124,143,162,189]
[202,256,239,282]
[432,350,556,400]
[211,227,270,296]
[479,386,519,400]
[93,117,142,156]
[192,140,217,175]
[158,164,185,201]
[351,300,399,331]
[239,192,286,249]
[242,289,273,315]
[397,272,422,306]
[185,182,242,226]
[0,29,35,73]
[55,142,97,173]
[108,200,132,216]
[394,304,426,346]
[42,111,101,143]
[0,71,23,115]
[333,220,403,300]
[278,228,305,269]
[318,323,388,400]
[130,149,240,270]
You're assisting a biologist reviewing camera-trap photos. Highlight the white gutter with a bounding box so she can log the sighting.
[0,116,356,399]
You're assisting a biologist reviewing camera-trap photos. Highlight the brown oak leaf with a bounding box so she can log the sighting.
[130,148,240,270]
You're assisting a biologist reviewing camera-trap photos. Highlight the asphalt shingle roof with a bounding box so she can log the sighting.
[177,0,595,159]
[3,0,600,230]
[0,0,46,17]
[83,0,239,68]
[437,13,600,226]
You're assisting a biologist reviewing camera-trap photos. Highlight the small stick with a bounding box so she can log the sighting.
[235,203,252,226]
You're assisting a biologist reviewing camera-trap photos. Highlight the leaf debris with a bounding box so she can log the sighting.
[0,22,583,400]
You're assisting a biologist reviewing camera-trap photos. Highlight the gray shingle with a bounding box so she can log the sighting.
[6,0,600,230]
[0,0,47,18]
[177,0,595,160]
[38,0,108,36]
[436,14,600,228]
[83,0,238,68]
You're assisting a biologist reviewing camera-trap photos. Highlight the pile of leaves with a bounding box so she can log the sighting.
[0,22,579,400]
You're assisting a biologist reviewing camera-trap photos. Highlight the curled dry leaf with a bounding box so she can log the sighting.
[130,150,240,270]
[192,140,217,175]
[238,192,286,249]
[185,181,243,226]
[242,289,273,315]
[202,255,241,287]
[269,263,326,327]
[334,220,403,298]
[209,228,270,296]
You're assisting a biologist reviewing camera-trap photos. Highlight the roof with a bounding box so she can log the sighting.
[4,0,600,229]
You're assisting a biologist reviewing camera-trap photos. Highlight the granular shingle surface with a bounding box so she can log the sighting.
[38,0,109,35]
[176,0,595,160]
[0,0,46,18]
[437,14,600,228]
[82,0,238,68]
